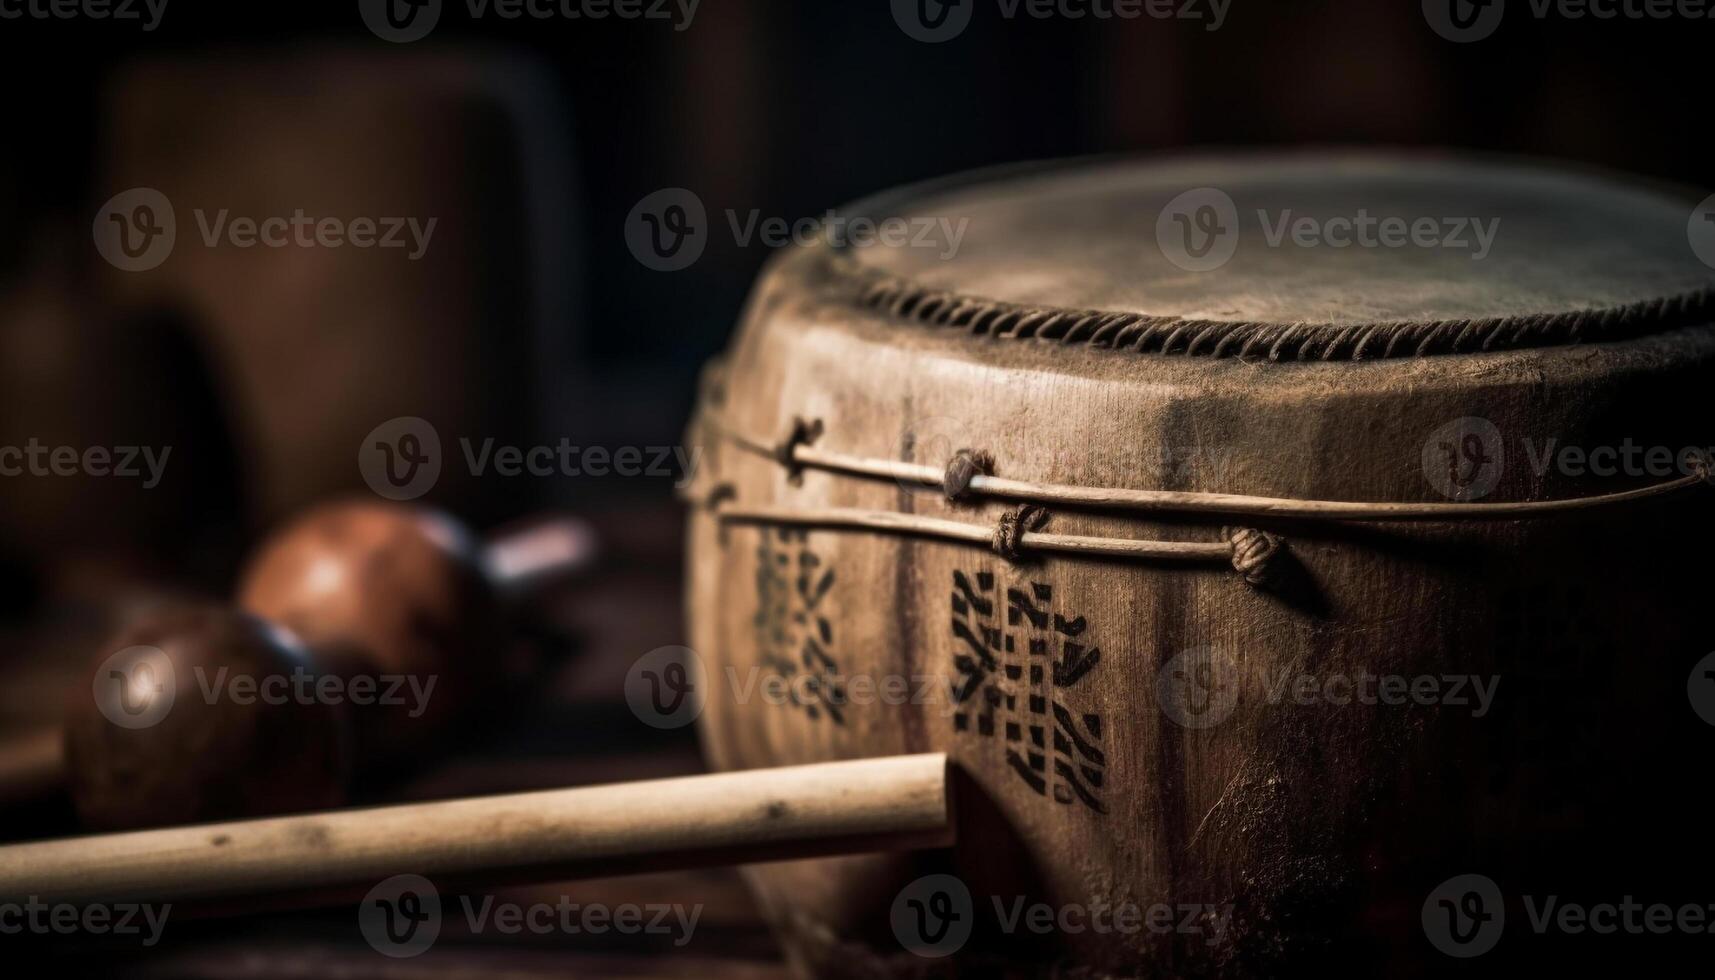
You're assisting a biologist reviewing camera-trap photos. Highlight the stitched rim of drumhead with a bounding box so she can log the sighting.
[827,252,1715,361]
[814,155,1715,362]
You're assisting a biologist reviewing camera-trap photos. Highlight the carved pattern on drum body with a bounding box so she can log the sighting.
[950,569,1107,813]
[753,528,846,723]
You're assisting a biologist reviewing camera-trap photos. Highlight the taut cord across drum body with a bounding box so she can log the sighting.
[690,410,1710,588]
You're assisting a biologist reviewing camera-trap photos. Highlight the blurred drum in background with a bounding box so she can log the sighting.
[99,50,580,526]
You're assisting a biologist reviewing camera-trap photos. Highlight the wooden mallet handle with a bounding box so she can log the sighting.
[0,753,952,907]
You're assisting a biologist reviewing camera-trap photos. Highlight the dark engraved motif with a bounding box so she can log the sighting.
[950,569,1107,812]
[754,528,845,723]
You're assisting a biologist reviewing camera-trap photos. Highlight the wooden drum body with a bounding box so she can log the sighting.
[685,156,1715,975]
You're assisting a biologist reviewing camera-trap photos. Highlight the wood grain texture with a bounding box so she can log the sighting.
[685,155,1715,976]
[0,754,951,907]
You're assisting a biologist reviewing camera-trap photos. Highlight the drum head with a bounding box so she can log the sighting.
[831,154,1715,358]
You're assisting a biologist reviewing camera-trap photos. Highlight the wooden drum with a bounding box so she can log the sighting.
[684,155,1715,975]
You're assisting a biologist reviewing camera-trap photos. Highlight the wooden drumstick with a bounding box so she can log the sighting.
[0,753,953,908]
[0,504,597,831]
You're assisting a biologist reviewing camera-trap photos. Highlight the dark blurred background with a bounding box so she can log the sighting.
[0,1,1708,972]
[2,1,1709,553]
